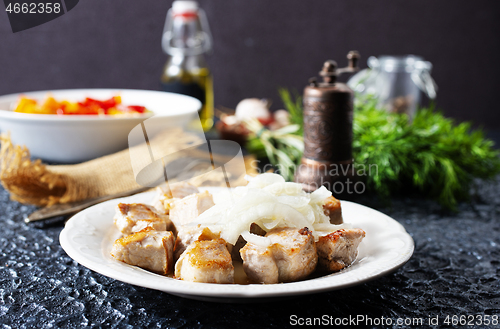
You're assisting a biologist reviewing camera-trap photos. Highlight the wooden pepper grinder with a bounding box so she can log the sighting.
[295,51,360,193]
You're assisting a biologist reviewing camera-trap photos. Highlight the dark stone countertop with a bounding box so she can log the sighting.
[0,177,499,328]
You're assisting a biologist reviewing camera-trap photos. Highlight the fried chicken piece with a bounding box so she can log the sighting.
[111,227,175,275]
[152,182,199,214]
[240,227,318,284]
[316,228,365,272]
[169,191,215,228]
[173,225,220,260]
[323,196,343,225]
[114,203,172,236]
[175,239,234,283]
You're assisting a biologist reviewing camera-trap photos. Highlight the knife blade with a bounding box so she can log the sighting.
[25,186,152,223]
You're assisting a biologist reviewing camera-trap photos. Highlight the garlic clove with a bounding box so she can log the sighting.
[273,109,290,126]
[235,98,271,121]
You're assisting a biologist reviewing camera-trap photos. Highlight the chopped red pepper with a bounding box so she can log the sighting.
[257,117,274,126]
[127,105,147,113]
[15,95,149,116]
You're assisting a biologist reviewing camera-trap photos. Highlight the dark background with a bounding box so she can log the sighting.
[0,0,499,128]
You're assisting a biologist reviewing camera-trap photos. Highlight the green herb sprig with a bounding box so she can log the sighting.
[353,96,500,209]
[245,117,303,180]
[245,89,500,210]
[278,88,303,133]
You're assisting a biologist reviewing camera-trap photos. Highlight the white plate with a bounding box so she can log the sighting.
[60,188,414,302]
[0,89,201,162]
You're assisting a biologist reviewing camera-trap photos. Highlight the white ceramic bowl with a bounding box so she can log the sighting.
[0,89,201,163]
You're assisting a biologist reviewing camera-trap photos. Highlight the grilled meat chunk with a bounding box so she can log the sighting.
[169,181,200,198]
[169,191,215,228]
[323,196,343,225]
[111,227,175,275]
[114,203,172,236]
[174,225,220,260]
[316,228,365,272]
[240,227,318,283]
[268,227,318,282]
[239,243,279,284]
[152,182,199,214]
[175,239,234,283]
[231,223,267,262]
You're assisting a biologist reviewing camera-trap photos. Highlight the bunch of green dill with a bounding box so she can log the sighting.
[245,89,500,210]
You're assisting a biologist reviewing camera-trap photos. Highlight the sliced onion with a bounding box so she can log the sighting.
[244,174,255,183]
[309,186,332,204]
[246,173,285,189]
[263,182,304,196]
[262,218,282,230]
[310,203,330,224]
[227,189,277,219]
[314,223,353,233]
[194,205,227,225]
[277,195,310,208]
[296,206,316,224]
[221,202,308,244]
[186,173,348,246]
[241,231,271,248]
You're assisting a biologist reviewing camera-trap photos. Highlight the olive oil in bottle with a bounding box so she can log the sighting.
[161,1,213,131]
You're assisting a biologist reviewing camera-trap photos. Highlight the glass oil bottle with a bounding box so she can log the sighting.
[161,0,214,130]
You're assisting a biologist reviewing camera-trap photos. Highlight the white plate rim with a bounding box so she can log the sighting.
[59,188,414,300]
